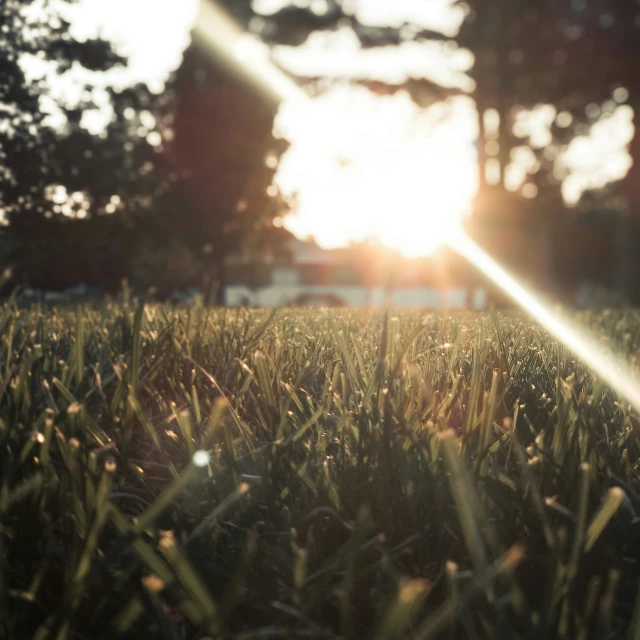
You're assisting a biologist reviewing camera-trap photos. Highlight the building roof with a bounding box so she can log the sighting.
[285,238,343,265]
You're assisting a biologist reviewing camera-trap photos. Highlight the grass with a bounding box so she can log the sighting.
[2,299,640,638]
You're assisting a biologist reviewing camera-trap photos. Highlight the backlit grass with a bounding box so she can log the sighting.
[2,300,640,638]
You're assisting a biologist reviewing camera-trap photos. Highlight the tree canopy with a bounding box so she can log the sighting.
[152,15,291,297]
[0,0,173,290]
[1,0,294,294]
[232,0,638,213]
[2,0,638,295]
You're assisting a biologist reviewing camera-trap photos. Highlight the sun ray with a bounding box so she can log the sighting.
[194,0,305,105]
[453,231,640,414]
[195,1,640,415]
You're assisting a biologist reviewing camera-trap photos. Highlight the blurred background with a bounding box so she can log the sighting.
[1,0,638,308]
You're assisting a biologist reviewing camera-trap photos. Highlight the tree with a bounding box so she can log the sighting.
[226,0,639,293]
[1,1,123,219]
[455,0,640,294]
[1,1,170,291]
[128,236,203,292]
[456,1,637,202]
[155,19,290,301]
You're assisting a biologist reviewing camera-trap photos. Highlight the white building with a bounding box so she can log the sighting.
[224,238,488,309]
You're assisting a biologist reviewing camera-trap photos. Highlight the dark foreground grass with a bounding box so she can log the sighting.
[2,302,640,639]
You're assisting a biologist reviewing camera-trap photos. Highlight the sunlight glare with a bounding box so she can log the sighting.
[275,86,477,256]
[194,0,305,105]
[192,1,640,412]
[195,2,477,258]
[454,232,640,414]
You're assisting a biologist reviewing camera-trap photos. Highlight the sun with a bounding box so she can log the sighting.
[272,85,478,258]
[192,2,478,258]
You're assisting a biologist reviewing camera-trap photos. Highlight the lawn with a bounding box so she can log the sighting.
[2,302,640,639]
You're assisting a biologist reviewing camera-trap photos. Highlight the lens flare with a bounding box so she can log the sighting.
[192,450,211,468]
[454,232,640,414]
[194,2,475,257]
[194,0,305,105]
[195,1,640,414]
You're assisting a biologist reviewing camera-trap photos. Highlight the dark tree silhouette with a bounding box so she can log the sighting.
[1,1,170,291]
[155,18,290,300]
[456,0,640,294]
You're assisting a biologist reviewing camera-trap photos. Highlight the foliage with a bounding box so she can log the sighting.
[239,0,639,208]
[1,1,171,289]
[0,0,125,217]
[2,303,640,638]
[157,40,290,291]
[457,0,640,206]
[128,236,203,291]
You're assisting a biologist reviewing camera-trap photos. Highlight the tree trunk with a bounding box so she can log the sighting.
[537,220,555,291]
[214,261,227,306]
[614,211,632,301]
[616,105,639,301]
[476,96,488,198]
[202,257,227,306]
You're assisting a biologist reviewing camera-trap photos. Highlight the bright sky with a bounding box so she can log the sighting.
[21,0,635,254]
[274,86,477,256]
[272,26,474,92]
[252,0,466,37]
[21,0,199,132]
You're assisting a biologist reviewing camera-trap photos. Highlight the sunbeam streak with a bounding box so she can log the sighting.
[195,1,640,414]
[454,232,640,414]
[194,1,306,105]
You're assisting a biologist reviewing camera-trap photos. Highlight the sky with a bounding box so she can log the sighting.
[21,0,199,132]
[252,0,466,36]
[20,0,636,254]
[272,26,475,92]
